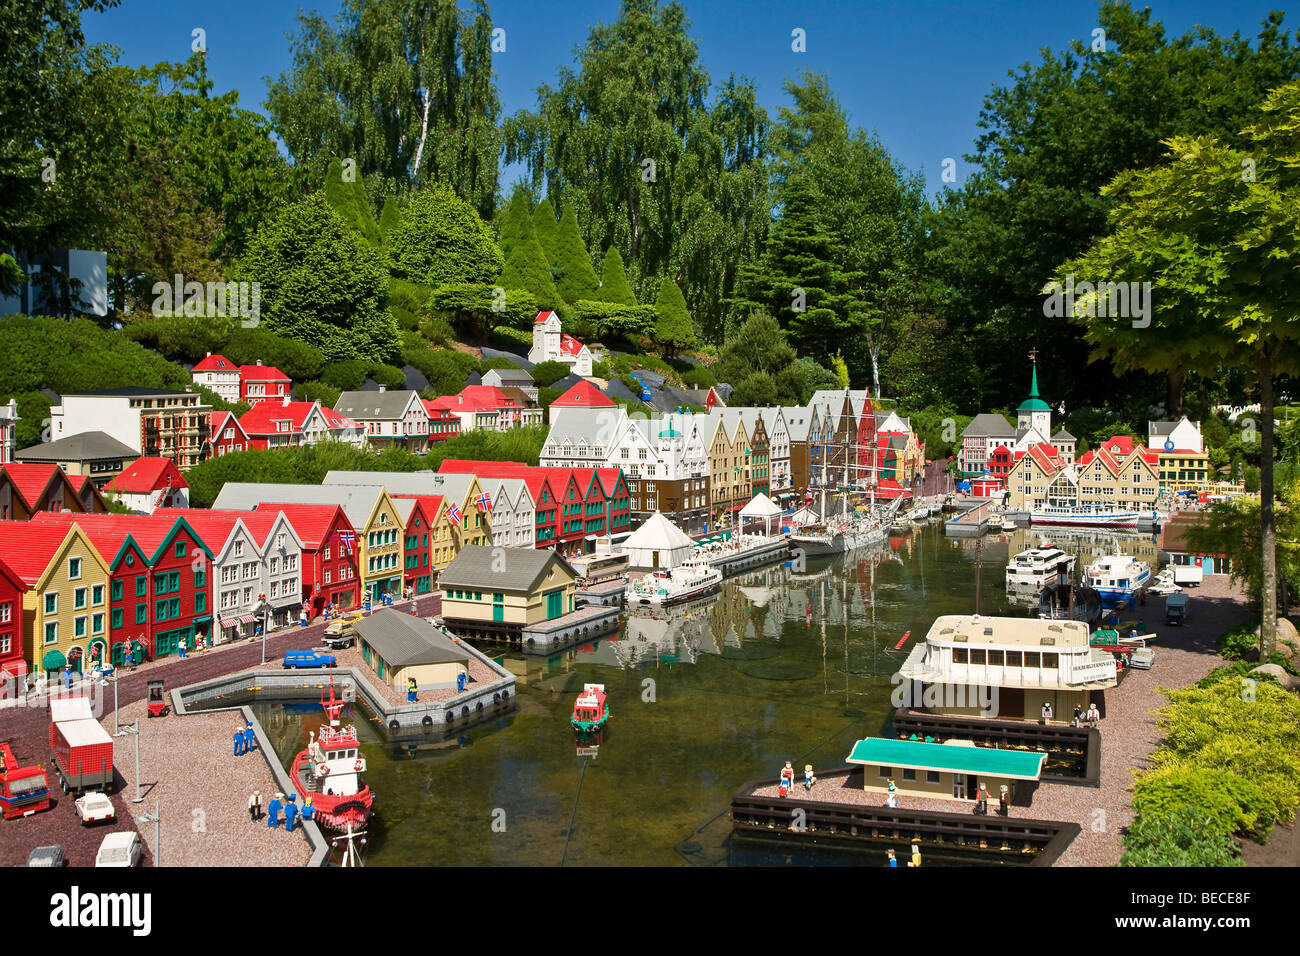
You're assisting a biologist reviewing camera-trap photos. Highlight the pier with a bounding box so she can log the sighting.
[944,499,1000,537]
[701,536,791,576]
[575,579,626,607]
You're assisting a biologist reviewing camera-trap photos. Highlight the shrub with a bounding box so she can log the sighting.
[681,366,716,388]
[568,300,656,342]
[479,356,521,373]
[387,181,503,286]
[1131,764,1272,839]
[369,364,407,389]
[320,360,372,391]
[531,360,572,387]
[489,325,533,349]
[420,316,456,348]
[222,327,325,382]
[194,386,249,417]
[1120,807,1242,867]
[295,380,341,409]
[404,348,477,397]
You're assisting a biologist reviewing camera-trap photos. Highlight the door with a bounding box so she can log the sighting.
[156,630,178,657]
[546,590,562,620]
[652,551,659,569]
[493,603,504,623]
[952,775,966,799]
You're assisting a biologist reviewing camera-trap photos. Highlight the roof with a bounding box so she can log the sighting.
[0,523,96,582]
[0,463,63,506]
[1017,363,1051,412]
[427,385,518,415]
[534,310,559,324]
[239,364,290,381]
[104,457,188,494]
[845,737,1048,780]
[352,610,471,667]
[559,333,587,357]
[237,400,313,434]
[780,406,814,442]
[391,494,444,525]
[438,545,577,592]
[250,503,349,548]
[334,389,422,421]
[622,511,694,551]
[15,431,139,462]
[59,387,195,399]
[1149,417,1198,437]
[924,614,1091,649]
[961,413,1016,439]
[192,353,237,372]
[483,367,534,384]
[211,483,386,532]
[1051,428,1076,441]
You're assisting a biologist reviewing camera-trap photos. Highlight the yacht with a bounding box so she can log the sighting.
[1005,546,1076,590]
[1085,550,1152,605]
[626,558,723,606]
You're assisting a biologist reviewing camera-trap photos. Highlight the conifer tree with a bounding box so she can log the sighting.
[554,206,601,303]
[596,246,637,305]
[653,277,695,357]
[323,157,381,245]
[501,212,564,311]
[532,198,560,264]
[498,187,533,258]
[379,197,402,243]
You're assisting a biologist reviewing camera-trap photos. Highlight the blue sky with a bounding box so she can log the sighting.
[84,0,1287,197]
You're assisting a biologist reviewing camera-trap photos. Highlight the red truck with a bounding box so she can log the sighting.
[48,697,114,795]
[1,742,52,819]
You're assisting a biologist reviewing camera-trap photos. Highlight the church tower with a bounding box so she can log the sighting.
[1016,351,1052,438]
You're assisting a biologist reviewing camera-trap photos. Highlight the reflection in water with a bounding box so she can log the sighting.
[248,526,1158,866]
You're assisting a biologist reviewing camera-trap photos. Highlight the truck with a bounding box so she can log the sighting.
[1173,564,1204,586]
[1165,592,1189,626]
[49,696,114,795]
[0,742,52,819]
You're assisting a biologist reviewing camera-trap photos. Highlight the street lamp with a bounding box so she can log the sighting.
[256,596,273,665]
[137,803,161,867]
[115,719,142,804]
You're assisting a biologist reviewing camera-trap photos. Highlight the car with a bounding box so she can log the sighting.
[75,791,116,826]
[322,612,364,649]
[95,831,141,867]
[26,845,65,867]
[282,650,337,669]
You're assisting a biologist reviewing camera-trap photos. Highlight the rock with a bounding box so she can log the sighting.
[1278,618,1298,647]
[1248,664,1300,692]
[1243,645,1262,663]
[1277,642,1296,661]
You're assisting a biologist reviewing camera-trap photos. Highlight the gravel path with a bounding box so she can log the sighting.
[750,575,1253,866]
[103,700,312,867]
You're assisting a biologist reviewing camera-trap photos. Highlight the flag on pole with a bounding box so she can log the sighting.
[447,502,463,526]
[475,492,492,511]
[339,531,356,553]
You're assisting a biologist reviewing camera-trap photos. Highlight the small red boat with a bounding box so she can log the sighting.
[291,679,374,830]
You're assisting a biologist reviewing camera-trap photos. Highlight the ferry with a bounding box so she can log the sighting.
[290,679,374,831]
[1005,546,1076,590]
[1085,551,1152,605]
[626,558,723,605]
[1030,504,1139,528]
[571,683,610,732]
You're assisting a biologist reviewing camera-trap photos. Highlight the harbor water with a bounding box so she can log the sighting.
[250,524,1162,866]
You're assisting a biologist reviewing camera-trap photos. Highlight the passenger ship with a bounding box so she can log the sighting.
[1005,546,1076,591]
[1085,550,1152,605]
[626,558,723,606]
[1030,504,1139,528]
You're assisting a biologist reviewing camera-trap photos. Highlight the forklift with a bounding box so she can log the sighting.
[146,679,169,717]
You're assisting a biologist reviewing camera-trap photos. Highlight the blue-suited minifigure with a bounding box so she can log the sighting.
[233,727,244,756]
[267,793,282,828]
[243,723,256,754]
[284,794,300,833]
[456,671,466,693]
[407,677,418,703]
[302,796,314,823]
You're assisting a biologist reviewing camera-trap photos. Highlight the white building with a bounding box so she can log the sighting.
[1148,417,1204,455]
[482,477,536,549]
[334,388,431,450]
[528,310,593,377]
[760,407,791,494]
[620,511,695,569]
[190,353,242,403]
[50,388,212,468]
[0,398,18,465]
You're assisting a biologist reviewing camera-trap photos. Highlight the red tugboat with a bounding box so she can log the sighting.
[291,679,374,830]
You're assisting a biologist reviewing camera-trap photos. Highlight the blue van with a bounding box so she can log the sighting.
[282,650,337,669]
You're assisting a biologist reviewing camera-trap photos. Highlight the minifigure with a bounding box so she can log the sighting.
[243,723,256,754]
[456,671,467,693]
[300,609,308,627]
[302,795,314,823]
[407,677,418,703]
[284,794,300,833]
[1041,701,1053,723]
[1087,703,1100,728]
[886,849,897,867]
[253,789,263,821]
[780,760,795,794]
[804,764,816,790]
[248,791,258,823]
[267,793,282,828]
[999,784,1009,816]
[885,777,898,809]
[63,666,72,690]
[178,640,186,660]
[975,781,989,815]
[907,838,922,868]
[233,726,244,757]
[1072,704,1082,727]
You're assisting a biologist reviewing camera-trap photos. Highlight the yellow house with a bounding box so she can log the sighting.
[438,546,578,640]
[0,522,112,676]
[700,411,751,521]
[352,609,470,691]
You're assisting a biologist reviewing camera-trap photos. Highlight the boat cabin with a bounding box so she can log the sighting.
[309,725,365,797]
[572,683,608,729]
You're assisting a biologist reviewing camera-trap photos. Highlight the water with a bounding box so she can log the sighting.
[248,524,1162,866]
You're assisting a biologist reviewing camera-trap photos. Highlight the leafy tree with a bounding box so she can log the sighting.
[1057,87,1300,654]
[0,315,188,397]
[266,0,501,215]
[403,346,477,396]
[233,194,396,363]
[553,206,601,303]
[8,390,54,448]
[497,186,534,256]
[426,283,538,338]
[295,380,342,409]
[1186,482,1300,614]
[387,180,503,286]
[219,327,326,382]
[791,356,839,399]
[531,198,560,263]
[1121,807,1242,867]
[652,277,695,357]
[596,246,637,305]
[568,301,656,342]
[531,360,571,387]
[323,157,382,245]
[194,386,249,417]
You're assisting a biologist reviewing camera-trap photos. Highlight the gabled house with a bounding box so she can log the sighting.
[439,546,579,641]
[426,384,542,433]
[0,463,104,520]
[238,398,366,450]
[529,310,593,376]
[191,353,241,403]
[393,494,443,595]
[0,556,30,680]
[14,431,140,490]
[334,388,430,451]
[239,361,291,405]
[103,457,190,513]
[422,402,463,446]
[481,367,538,403]
[209,410,251,456]
[760,408,792,497]
[257,503,360,616]
[1148,417,1209,492]
[549,380,614,410]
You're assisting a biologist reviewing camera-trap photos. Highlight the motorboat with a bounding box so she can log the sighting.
[625,558,723,605]
[1006,546,1076,590]
[1085,550,1152,605]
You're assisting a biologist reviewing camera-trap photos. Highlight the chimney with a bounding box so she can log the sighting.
[205,351,211,357]
[378,385,386,393]
[256,359,263,366]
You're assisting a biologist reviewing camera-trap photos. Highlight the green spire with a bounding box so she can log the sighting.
[1029,361,1040,398]
[1018,350,1050,412]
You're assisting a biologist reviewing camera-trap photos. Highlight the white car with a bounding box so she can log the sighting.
[75,791,116,826]
[95,831,142,867]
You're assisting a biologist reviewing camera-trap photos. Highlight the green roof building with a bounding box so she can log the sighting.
[845,736,1047,805]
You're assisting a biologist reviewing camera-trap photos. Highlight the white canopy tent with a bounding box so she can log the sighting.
[620,511,695,569]
[739,492,784,536]
[788,505,820,528]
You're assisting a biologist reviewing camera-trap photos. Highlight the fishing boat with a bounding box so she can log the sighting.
[1005,546,1076,590]
[1030,504,1139,528]
[1085,550,1152,605]
[571,683,610,732]
[626,558,722,605]
[290,679,374,831]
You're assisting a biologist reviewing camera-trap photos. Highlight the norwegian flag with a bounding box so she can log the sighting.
[447,502,463,526]
[339,531,356,553]
[475,492,492,511]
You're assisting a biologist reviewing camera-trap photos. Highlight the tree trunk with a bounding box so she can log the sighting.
[865,331,881,401]
[1165,367,1184,418]
[1258,352,1277,658]
[411,88,432,187]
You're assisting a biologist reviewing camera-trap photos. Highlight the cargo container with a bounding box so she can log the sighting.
[49,696,114,795]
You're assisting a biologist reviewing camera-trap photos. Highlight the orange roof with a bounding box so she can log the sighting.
[104,457,188,494]
[192,353,236,372]
[550,380,613,408]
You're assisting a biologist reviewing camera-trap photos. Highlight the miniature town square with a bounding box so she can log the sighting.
[2,0,1300,874]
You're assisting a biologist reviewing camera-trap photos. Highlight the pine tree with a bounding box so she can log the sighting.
[379,197,402,243]
[653,278,695,357]
[596,246,637,305]
[501,212,564,312]
[554,206,601,303]
[323,158,381,245]
[498,187,533,258]
[532,198,560,263]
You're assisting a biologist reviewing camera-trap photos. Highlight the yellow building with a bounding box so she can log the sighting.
[699,411,751,522]
[1154,449,1211,494]
[438,546,578,640]
[1005,439,1159,513]
[846,737,1047,804]
[352,609,469,691]
[0,522,112,676]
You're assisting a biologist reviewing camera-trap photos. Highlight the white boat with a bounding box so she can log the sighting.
[907,506,930,524]
[999,515,1018,531]
[1031,504,1139,528]
[1005,546,1076,590]
[1085,550,1151,604]
[626,558,723,606]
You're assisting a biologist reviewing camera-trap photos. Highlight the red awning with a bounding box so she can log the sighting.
[238,614,256,625]
[220,618,239,629]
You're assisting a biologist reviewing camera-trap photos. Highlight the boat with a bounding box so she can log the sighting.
[626,558,723,605]
[571,683,610,732]
[1085,550,1152,605]
[999,515,1018,531]
[1037,583,1102,624]
[290,678,374,831]
[907,506,930,524]
[1005,546,1076,590]
[1030,504,1139,528]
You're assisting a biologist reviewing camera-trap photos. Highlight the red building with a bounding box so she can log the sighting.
[258,503,360,617]
[394,495,443,595]
[31,512,214,662]
[421,403,463,446]
[0,556,29,681]
[209,410,252,456]
[103,457,190,512]
[239,362,291,405]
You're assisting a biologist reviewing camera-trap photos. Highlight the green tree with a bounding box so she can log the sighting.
[266,0,501,216]
[497,186,534,256]
[234,194,397,363]
[324,157,381,245]
[531,198,560,264]
[379,197,401,242]
[597,246,637,305]
[652,277,695,357]
[553,205,601,303]
[387,180,503,286]
[1057,86,1300,654]
[715,311,803,405]
[531,360,571,387]
[500,213,563,312]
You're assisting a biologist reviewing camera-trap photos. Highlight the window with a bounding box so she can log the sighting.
[45,622,57,644]
[1005,651,1022,667]
[74,587,87,610]
[270,557,280,575]
[175,542,186,558]
[74,616,86,638]
[154,573,167,594]
[125,553,134,567]
[136,575,147,597]
[194,592,206,612]
[156,600,168,620]
[987,650,1004,666]
[111,580,122,601]
[325,570,332,584]
[136,604,147,624]
[324,547,331,560]
[1042,652,1059,669]
[92,613,104,634]
[286,554,296,572]
[926,771,941,784]
[878,766,891,778]
[234,541,243,557]
[68,556,82,579]
[111,609,122,629]
[952,647,968,664]
[168,572,179,592]
[901,768,917,782]
[194,569,205,588]
[45,592,58,615]
[1023,652,1040,668]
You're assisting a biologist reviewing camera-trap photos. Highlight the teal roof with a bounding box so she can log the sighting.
[1018,362,1050,412]
[845,737,1048,780]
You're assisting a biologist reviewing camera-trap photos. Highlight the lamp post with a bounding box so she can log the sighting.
[137,803,161,867]
[115,719,142,804]
[256,596,272,665]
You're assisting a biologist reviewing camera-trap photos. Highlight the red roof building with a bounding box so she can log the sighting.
[0,556,29,680]
[426,385,541,433]
[0,463,103,521]
[238,399,365,450]
[393,495,444,596]
[421,402,463,446]
[239,362,292,405]
[191,353,242,404]
[258,503,360,616]
[103,457,190,513]
[209,411,251,457]
[549,380,614,408]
